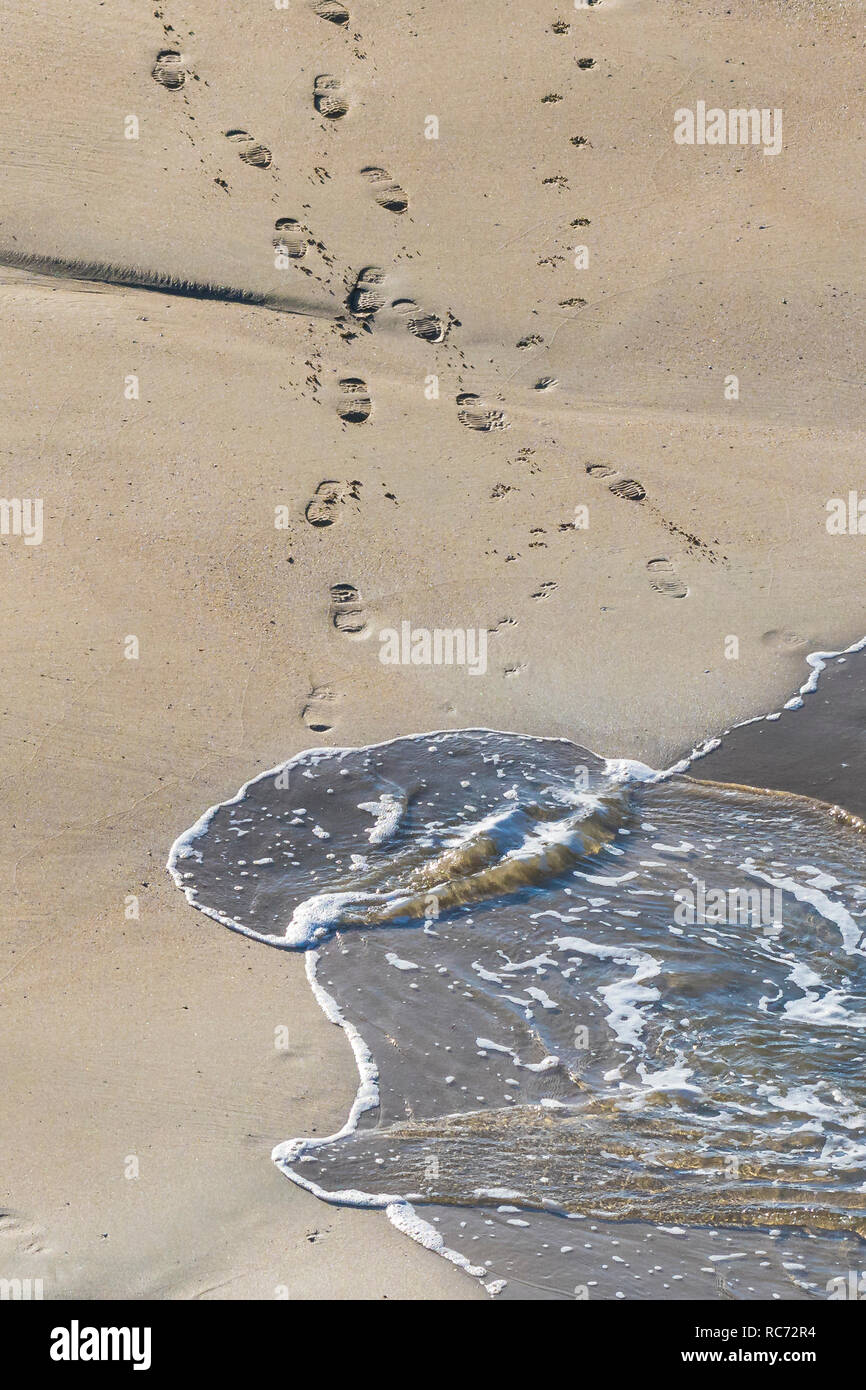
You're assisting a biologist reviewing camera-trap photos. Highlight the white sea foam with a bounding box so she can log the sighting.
[358,792,406,845]
[385,951,418,971]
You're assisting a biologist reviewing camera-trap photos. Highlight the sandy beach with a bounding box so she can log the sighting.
[1,0,864,1300]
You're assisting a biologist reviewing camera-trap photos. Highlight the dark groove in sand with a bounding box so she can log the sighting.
[0,249,334,319]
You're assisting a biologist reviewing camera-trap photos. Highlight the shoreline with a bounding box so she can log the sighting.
[165,633,866,1299]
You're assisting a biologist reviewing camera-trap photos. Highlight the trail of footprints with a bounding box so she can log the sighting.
[585,465,690,598]
[141,15,709,771]
[147,13,633,699]
[154,9,416,328]
[146,1,591,426]
[344,270,446,346]
[149,24,278,189]
[145,17,608,729]
[300,580,369,735]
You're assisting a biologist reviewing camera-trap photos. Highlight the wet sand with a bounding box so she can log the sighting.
[696,646,866,821]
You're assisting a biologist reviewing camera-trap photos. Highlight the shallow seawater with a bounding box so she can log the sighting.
[169,729,866,1299]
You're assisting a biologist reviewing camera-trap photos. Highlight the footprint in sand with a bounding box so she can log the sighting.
[409,312,445,343]
[314,75,349,119]
[312,0,350,23]
[330,582,370,638]
[0,1208,49,1258]
[610,478,646,501]
[647,557,689,599]
[151,50,186,90]
[457,393,510,432]
[225,130,272,168]
[347,266,386,321]
[304,480,361,527]
[391,299,446,344]
[336,377,372,424]
[361,166,409,214]
[273,218,308,260]
[586,463,646,502]
[306,481,342,527]
[531,581,557,600]
[302,685,339,734]
[761,629,810,652]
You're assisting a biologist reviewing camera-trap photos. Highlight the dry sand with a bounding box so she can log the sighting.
[1,0,864,1298]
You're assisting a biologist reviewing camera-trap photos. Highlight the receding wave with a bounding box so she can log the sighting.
[168,729,866,1298]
